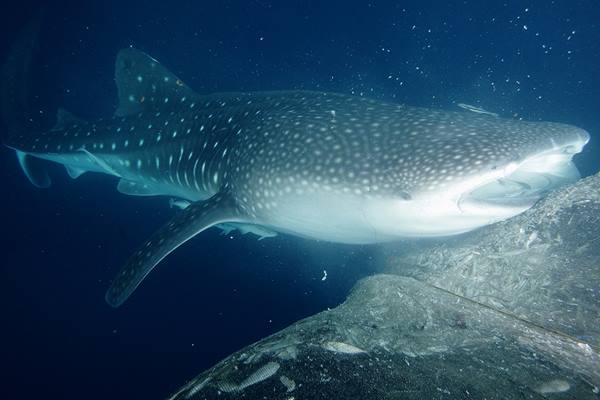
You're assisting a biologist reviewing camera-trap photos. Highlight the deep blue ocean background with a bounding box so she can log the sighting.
[1,1,599,398]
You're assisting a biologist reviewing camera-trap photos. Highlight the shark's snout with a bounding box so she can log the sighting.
[461,127,587,216]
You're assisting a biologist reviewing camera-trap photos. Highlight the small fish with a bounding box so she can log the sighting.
[534,379,571,394]
[166,377,211,400]
[217,381,238,393]
[217,361,280,393]
[238,361,280,391]
[457,102,499,117]
[323,341,367,354]
[168,198,191,210]
[279,375,296,392]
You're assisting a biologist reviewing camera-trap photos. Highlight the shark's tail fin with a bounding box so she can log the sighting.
[1,11,43,143]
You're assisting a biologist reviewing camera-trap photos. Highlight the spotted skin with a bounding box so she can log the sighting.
[105,192,240,307]
[6,48,590,306]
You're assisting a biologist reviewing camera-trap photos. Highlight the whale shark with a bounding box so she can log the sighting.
[4,48,590,307]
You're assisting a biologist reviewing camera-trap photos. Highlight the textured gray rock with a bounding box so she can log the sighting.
[168,173,600,399]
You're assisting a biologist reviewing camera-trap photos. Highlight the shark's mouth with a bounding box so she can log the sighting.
[459,145,584,214]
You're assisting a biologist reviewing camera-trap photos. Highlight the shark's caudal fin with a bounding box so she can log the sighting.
[105,192,243,307]
[114,47,199,117]
[16,150,51,187]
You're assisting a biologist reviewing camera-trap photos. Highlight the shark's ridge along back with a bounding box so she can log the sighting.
[6,48,590,306]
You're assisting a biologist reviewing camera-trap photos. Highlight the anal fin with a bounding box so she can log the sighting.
[78,148,120,176]
[65,165,87,179]
[105,192,242,307]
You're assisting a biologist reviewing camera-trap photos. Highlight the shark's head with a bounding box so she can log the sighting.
[364,118,590,238]
[457,123,589,221]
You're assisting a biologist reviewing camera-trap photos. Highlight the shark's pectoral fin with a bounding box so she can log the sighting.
[105,192,242,307]
[16,150,51,188]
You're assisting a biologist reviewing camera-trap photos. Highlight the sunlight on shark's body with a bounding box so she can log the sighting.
[5,48,590,307]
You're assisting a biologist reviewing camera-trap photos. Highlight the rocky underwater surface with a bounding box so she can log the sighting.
[168,172,600,400]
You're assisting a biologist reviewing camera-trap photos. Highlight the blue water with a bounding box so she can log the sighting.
[1,1,599,398]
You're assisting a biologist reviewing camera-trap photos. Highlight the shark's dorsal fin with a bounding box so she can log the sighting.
[114,47,198,117]
[105,192,243,307]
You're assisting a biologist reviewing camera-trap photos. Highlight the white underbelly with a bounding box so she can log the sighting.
[259,189,530,243]
[259,191,394,244]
